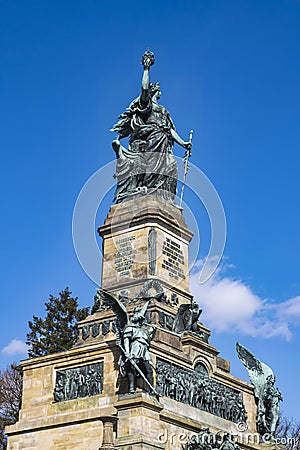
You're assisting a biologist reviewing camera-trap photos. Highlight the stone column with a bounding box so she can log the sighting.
[99,416,118,450]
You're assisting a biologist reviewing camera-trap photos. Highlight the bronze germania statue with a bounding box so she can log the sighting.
[111,50,192,203]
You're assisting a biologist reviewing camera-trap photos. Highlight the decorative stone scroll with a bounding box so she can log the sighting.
[91,282,178,313]
[54,362,103,402]
[156,358,247,423]
[135,279,167,303]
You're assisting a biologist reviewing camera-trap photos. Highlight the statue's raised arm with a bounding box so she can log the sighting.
[140,50,155,106]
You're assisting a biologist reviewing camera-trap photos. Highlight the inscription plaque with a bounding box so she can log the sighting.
[162,237,185,280]
[114,236,136,276]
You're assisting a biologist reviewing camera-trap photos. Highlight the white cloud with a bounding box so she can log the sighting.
[190,261,300,340]
[1,339,28,356]
[275,296,300,319]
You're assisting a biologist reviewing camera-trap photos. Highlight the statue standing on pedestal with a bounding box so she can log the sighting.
[111,50,192,203]
[121,303,156,394]
[100,289,158,396]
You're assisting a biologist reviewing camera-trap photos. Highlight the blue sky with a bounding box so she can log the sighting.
[1,0,300,419]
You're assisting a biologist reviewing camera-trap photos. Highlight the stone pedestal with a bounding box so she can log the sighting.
[114,393,164,449]
[98,195,193,302]
[5,195,279,450]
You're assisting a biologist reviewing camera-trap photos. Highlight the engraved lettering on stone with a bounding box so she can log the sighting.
[162,238,185,280]
[156,358,247,423]
[114,236,136,276]
[54,362,103,402]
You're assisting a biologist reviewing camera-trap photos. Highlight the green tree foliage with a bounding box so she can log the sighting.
[0,289,88,448]
[0,365,22,450]
[26,288,89,358]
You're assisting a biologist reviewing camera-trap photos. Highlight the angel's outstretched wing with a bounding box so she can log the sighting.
[172,304,191,333]
[99,289,129,347]
[177,304,190,316]
[236,342,274,399]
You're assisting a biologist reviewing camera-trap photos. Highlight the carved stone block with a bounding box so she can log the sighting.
[156,358,247,424]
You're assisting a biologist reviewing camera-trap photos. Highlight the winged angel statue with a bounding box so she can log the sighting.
[172,300,202,334]
[100,289,159,397]
[236,343,282,439]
